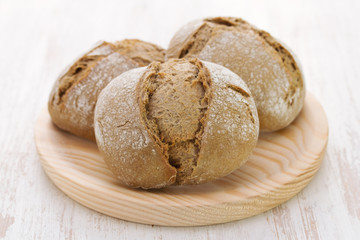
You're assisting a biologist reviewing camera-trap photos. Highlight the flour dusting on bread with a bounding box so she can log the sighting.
[48,40,165,141]
[94,58,259,188]
[166,16,305,131]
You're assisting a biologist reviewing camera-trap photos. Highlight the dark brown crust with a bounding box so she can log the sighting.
[137,58,213,184]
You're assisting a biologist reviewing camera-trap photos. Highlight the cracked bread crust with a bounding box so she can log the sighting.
[95,67,176,189]
[94,58,259,189]
[137,58,212,184]
[48,39,165,141]
[166,17,305,132]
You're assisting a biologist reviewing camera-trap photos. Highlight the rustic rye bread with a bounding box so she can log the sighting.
[48,39,165,141]
[94,58,259,189]
[166,17,305,132]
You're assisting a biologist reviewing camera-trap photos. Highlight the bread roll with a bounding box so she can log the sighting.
[167,17,305,132]
[94,58,259,189]
[48,39,165,141]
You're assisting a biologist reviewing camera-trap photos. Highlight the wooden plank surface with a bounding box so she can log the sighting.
[0,0,359,239]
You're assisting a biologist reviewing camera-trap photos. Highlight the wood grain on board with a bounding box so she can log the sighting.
[35,93,328,226]
[2,0,360,238]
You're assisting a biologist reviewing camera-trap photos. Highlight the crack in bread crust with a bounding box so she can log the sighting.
[227,84,250,98]
[256,30,303,107]
[55,54,105,105]
[52,40,165,107]
[179,23,213,58]
[51,41,117,107]
[177,17,303,109]
[137,58,212,184]
[178,17,250,59]
[204,16,246,26]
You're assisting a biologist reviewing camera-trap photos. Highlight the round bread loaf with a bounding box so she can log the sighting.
[48,39,165,141]
[166,17,305,132]
[94,58,259,189]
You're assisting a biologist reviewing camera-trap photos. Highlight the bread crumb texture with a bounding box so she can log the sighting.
[167,17,305,131]
[48,40,165,140]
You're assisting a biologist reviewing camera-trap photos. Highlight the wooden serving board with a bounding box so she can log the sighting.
[35,93,328,226]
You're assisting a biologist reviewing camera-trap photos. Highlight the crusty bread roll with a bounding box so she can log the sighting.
[94,58,259,189]
[166,17,305,132]
[48,39,165,141]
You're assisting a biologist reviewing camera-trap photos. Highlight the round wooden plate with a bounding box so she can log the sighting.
[35,93,328,226]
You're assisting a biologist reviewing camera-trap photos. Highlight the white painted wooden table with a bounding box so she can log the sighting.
[0,0,359,239]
